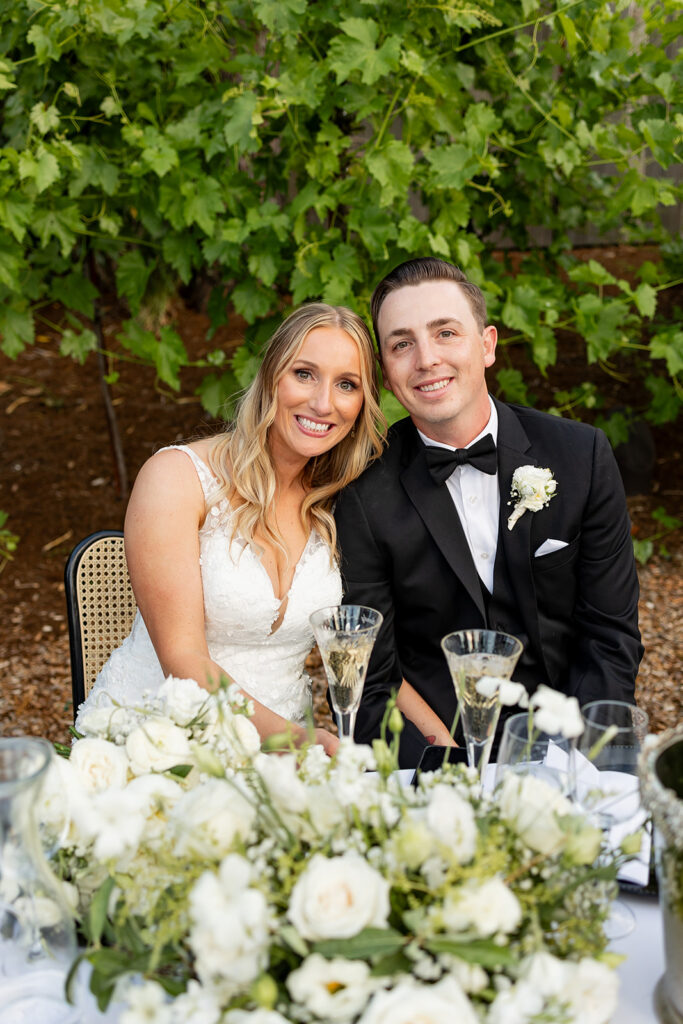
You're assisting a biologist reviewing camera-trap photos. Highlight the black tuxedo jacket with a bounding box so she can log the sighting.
[335,399,643,765]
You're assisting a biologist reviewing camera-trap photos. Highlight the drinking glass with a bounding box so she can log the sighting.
[0,738,79,1024]
[577,699,650,939]
[495,711,575,795]
[440,629,523,777]
[310,605,383,740]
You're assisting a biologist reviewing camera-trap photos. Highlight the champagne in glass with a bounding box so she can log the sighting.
[441,629,523,776]
[310,605,383,739]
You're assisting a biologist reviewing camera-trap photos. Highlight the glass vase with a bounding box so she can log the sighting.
[639,725,683,1024]
[0,737,79,1023]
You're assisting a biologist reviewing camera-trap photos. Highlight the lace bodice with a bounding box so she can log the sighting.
[76,445,341,726]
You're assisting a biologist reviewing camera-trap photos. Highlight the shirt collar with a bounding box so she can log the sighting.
[417,395,498,451]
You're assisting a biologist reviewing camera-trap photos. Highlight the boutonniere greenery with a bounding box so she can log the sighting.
[507,465,557,530]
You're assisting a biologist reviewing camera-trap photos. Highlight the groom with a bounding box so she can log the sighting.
[335,257,643,766]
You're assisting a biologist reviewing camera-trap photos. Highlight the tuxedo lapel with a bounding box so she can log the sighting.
[494,400,549,678]
[399,427,487,621]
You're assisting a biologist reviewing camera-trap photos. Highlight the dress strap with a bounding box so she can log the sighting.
[156,444,218,501]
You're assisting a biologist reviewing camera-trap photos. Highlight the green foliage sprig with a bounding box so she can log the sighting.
[0,0,681,424]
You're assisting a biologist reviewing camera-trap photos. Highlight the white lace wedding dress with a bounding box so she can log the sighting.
[75,446,341,728]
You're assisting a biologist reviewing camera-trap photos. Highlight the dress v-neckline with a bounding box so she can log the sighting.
[253,530,316,636]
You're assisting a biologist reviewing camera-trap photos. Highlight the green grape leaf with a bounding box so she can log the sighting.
[650,329,683,377]
[182,177,224,235]
[59,327,98,364]
[0,197,34,243]
[156,326,187,391]
[0,304,34,357]
[366,140,414,205]
[115,251,154,314]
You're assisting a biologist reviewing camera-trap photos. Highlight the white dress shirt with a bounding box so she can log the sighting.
[418,397,499,593]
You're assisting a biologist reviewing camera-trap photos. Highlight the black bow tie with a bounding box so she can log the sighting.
[424,434,497,484]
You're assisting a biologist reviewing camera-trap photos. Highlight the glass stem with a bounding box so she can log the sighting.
[336,710,357,740]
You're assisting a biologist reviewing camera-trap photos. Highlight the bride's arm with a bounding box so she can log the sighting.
[124,450,337,754]
[397,678,458,747]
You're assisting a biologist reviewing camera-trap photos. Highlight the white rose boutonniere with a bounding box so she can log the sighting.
[507,465,557,530]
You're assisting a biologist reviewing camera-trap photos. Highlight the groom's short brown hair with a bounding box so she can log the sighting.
[370,257,489,344]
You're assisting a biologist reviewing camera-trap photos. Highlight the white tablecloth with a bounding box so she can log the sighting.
[614,894,664,1023]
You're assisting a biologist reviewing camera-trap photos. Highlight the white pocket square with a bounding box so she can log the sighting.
[534,538,569,557]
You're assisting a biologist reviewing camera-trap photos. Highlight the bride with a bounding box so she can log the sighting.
[75,303,385,754]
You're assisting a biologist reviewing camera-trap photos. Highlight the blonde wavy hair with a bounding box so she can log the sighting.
[207,303,385,559]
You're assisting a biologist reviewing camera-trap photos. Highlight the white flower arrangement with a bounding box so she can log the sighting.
[44,679,636,1024]
[507,465,557,530]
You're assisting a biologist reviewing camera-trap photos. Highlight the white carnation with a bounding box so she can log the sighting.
[288,852,389,941]
[125,717,193,774]
[287,953,376,1021]
[357,976,477,1024]
[70,737,129,792]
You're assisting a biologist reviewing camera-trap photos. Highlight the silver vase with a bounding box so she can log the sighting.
[639,726,683,1024]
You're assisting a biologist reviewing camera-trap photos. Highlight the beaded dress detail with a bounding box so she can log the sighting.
[75,446,341,727]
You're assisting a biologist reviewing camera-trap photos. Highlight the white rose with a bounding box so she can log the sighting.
[442,877,521,937]
[189,854,272,989]
[75,705,122,739]
[425,784,477,863]
[170,778,255,859]
[530,685,584,739]
[125,717,193,774]
[357,977,477,1024]
[515,466,556,508]
[288,852,389,941]
[499,772,572,855]
[158,676,213,725]
[70,737,130,792]
[287,953,376,1021]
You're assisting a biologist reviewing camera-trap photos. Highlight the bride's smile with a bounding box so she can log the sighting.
[269,325,364,465]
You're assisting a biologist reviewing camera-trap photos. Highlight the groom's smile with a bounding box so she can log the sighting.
[377,280,497,448]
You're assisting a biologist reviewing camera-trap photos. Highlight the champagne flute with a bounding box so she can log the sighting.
[310,605,383,740]
[577,699,649,940]
[440,629,523,777]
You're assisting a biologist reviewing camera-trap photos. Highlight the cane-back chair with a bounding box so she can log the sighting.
[64,530,137,716]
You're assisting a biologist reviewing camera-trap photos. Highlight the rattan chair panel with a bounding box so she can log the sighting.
[75,535,137,698]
